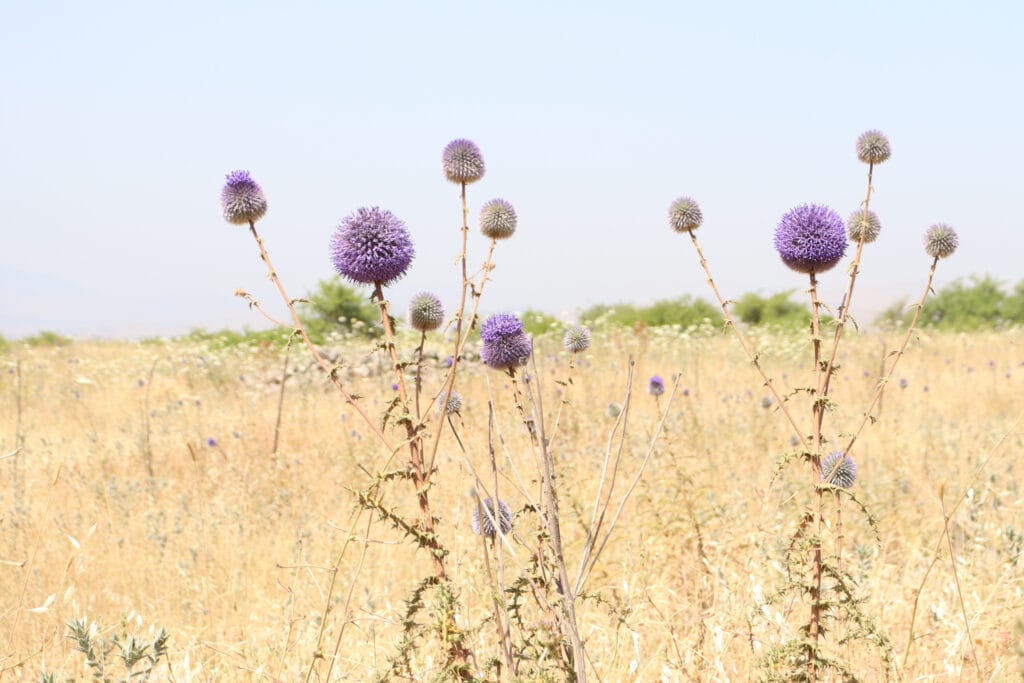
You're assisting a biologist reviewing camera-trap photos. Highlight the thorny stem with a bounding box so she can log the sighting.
[546,350,579,447]
[414,330,427,421]
[686,230,810,451]
[271,337,293,459]
[246,220,393,449]
[843,256,940,456]
[808,272,825,683]
[486,405,514,676]
[940,495,983,680]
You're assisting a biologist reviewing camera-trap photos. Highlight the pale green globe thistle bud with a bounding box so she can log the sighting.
[480,199,517,240]
[668,196,703,232]
[563,325,591,353]
[847,209,881,244]
[408,292,444,332]
[443,390,462,415]
[220,170,268,225]
[856,130,891,165]
[924,223,959,259]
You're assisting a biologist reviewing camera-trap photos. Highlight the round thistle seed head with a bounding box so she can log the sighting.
[847,209,881,244]
[774,204,847,274]
[821,451,857,489]
[563,325,591,353]
[330,207,415,287]
[443,390,462,415]
[408,292,444,332]
[668,196,703,232]
[648,375,665,397]
[480,199,517,240]
[856,130,891,165]
[442,138,485,184]
[472,498,513,537]
[924,223,959,259]
[606,402,622,418]
[220,170,268,225]
[480,313,532,370]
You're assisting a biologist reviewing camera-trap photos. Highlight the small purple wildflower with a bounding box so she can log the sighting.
[682,388,690,397]
[444,355,454,368]
[443,139,485,184]
[480,314,532,371]
[472,498,513,537]
[220,170,268,225]
[330,207,415,287]
[648,375,665,397]
[391,382,399,391]
[899,378,908,389]
[206,437,218,448]
[774,204,847,274]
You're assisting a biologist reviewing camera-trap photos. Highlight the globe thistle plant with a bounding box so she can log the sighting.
[668,196,703,232]
[220,170,268,225]
[330,207,415,287]
[408,292,445,332]
[774,204,847,274]
[480,313,532,371]
[442,138,485,184]
[480,199,517,240]
[563,325,591,353]
[856,130,891,165]
[442,390,462,415]
[821,451,857,489]
[924,223,959,259]
[847,209,881,244]
[472,498,513,537]
[648,375,665,397]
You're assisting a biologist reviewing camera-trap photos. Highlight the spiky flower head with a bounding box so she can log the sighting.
[480,313,532,371]
[774,204,847,274]
[856,130,891,165]
[648,375,665,396]
[668,196,703,232]
[330,207,415,287]
[924,223,959,259]
[443,390,462,415]
[847,209,881,244]
[480,199,517,239]
[220,170,268,225]
[563,325,591,353]
[821,451,857,489]
[442,138,485,184]
[472,498,513,537]
[408,292,444,332]
[606,402,622,418]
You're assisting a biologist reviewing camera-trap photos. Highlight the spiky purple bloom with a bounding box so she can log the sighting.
[330,207,414,286]
[472,498,513,537]
[220,170,267,225]
[480,313,532,371]
[856,130,891,165]
[774,204,847,274]
[648,375,665,396]
[480,199,517,239]
[668,196,703,232]
[847,209,881,244]
[563,325,591,353]
[821,451,857,489]
[408,292,444,332]
[443,139,485,184]
[924,223,958,259]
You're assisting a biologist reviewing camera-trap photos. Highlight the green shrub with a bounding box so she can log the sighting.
[298,277,380,342]
[878,275,1024,330]
[22,330,72,347]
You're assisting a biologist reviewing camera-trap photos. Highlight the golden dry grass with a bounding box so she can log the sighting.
[1,327,1022,681]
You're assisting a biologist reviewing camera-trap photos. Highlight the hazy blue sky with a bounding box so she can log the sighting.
[2,1,1022,338]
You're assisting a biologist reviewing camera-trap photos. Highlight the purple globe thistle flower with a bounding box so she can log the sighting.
[856,130,891,165]
[821,451,857,489]
[924,223,958,259]
[442,139,485,184]
[668,196,703,233]
[330,207,415,287]
[472,498,513,537]
[563,325,591,353]
[648,375,665,396]
[847,209,881,244]
[442,390,463,415]
[898,377,908,389]
[220,170,267,225]
[480,314,532,371]
[408,292,444,332]
[480,199,517,240]
[774,204,847,274]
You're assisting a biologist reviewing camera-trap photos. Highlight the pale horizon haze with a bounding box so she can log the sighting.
[2,1,1022,338]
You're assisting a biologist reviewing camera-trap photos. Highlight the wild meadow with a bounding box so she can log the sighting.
[2,133,1023,681]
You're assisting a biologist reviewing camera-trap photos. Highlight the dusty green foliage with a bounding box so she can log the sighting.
[57,617,169,682]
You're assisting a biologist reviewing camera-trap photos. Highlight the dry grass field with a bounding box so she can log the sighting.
[1,326,1022,681]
